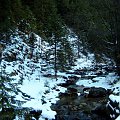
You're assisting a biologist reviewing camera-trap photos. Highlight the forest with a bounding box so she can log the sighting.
[0,0,120,120]
[1,0,120,72]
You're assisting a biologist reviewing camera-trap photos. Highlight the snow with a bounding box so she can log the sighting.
[1,32,68,119]
[73,53,95,69]
[116,115,120,120]
[16,77,66,119]
[109,94,120,106]
[76,73,116,89]
[1,31,120,120]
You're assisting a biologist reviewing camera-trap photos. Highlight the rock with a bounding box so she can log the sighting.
[56,89,60,91]
[74,69,86,75]
[55,115,71,120]
[53,87,111,120]
[59,92,70,97]
[43,74,52,77]
[63,76,68,79]
[106,89,113,95]
[91,104,112,120]
[66,80,76,85]
[91,114,111,120]
[66,76,79,85]
[67,87,78,93]
[58,82,73,87]
[58,76,79,87]
[81,75,96,79]
[59,92,78,98]
[83,87,91,92]
[29,110,42,120]
[55,111,92,120]
[68,76,79,81]
[92,105,110,116]
[85,87,107,98]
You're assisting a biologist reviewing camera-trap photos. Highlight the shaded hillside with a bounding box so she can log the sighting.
[0,0,120,74]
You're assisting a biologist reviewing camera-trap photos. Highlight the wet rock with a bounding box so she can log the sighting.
[43,74,52,77]
[58,82,73,87]
[91,105,110,117]
[85,87,107,98]
[58,76,79,87]
[68,76,79,81]
[29,110,42,120]
[91,114,112,120]
[55,111,92,120]
[63,76,68,80]
[91,104,112,120]
[74,69,86,75]
[83,87,91,92]
[52,88,110,120]
[81,75,96,79]
[66,80,76,85]
[56,89,60,91]
[67,87,78,93]
[59,92,70,97]
[59,92,78,98]
[65,76,79,85]
[106,89,113,95]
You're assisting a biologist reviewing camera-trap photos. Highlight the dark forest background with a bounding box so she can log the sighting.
[0,0,120,74]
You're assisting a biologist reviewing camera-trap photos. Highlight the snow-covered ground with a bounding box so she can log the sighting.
[1,32,120,120]
[16,77,66,120]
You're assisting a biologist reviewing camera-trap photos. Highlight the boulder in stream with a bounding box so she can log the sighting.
[83,87,108,98]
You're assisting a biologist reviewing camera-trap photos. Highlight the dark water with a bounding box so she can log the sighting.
[51,87,112,120]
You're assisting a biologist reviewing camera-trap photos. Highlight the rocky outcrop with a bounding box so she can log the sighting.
[83,87,108,98]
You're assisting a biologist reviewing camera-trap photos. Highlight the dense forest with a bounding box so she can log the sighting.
[0,0,120,74]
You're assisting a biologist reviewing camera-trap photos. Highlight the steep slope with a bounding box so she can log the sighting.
[0,31,120,120]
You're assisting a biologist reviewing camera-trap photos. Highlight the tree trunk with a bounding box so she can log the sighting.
[54,36,57,80]
[114,0,120,75]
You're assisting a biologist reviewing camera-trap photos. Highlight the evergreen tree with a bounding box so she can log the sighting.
[0,64,32,120]
[86,0,120,72]
[0,62,30,114]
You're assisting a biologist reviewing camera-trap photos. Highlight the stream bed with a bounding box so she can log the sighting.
[0,66,119,120]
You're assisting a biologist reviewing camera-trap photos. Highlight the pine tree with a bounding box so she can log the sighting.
[0,61,30,116]
[0,67,22,112]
